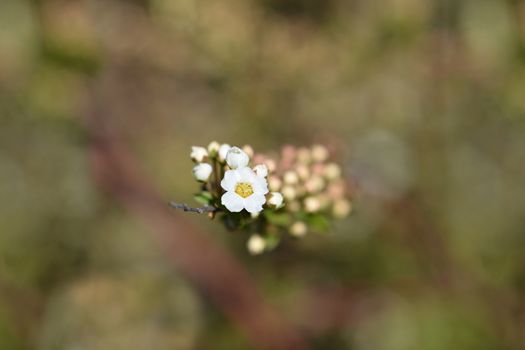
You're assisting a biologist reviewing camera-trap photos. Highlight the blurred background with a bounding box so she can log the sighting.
[2,0,525,349]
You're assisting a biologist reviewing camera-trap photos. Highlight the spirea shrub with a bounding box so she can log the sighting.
[172,142,352,255]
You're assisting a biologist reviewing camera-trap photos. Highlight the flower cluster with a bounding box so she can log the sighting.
[187,142,352,255]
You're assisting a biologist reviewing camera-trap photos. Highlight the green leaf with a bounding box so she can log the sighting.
[306,214,330,232]
[264,234,281,251]
[264,211,292,227]
[194,191,213,205]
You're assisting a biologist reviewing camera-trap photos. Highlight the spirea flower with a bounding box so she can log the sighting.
[178,142,352,255]
[218,144,231,162]
[226,146,249,169]
[193,163,213,182]
[267,192,284,209]
[221,167,269,213]
[253,164,269,178]
[191,146,208,162]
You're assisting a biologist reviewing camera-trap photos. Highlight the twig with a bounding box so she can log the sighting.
[169,202,217,214]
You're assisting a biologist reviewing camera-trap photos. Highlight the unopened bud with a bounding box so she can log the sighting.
[290,221,307,237]
[247,234,266,255]
[191,146,208,163]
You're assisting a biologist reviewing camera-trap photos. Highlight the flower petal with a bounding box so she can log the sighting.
[221,170,240,192]
[221,191,244,212]
[244,194,266,214]
[252,175,269,195]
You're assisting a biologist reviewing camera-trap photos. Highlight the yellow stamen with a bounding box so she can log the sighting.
[235,182,254,198]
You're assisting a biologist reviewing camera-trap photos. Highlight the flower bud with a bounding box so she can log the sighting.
[311,144,329,162]
[304,196,322,213]
[333,199,352,218]
[296,164,310,181]
[265,159,277,173]
[192,163,213,182]
[305,175,325,193]
[324,163,341,180]
[283,171,299,185]
[243,145,254,158]
[207,141,220,157]
[191,146,208,162]
[290,221,307,237]
[218,144,231,162]
[281,185,297,201]
[267,192,284,209]
[226,146,249,169]
[268,176,282,191]
[253,164,268,178]
[247,234,266,255]
[297,147,311,164]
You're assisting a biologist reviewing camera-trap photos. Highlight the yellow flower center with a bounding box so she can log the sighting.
[235,182,254,198]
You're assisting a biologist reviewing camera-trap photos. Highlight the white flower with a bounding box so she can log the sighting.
[221,167,268,213]
[311,144,329,162]
[253,164,268,178]
[267,192,284,209]
[191,146,208,162]
[247,234,266,255]
[207,141,220,157]
[226,146,249,169]
[193,163,213,182]
[218,144,231,162]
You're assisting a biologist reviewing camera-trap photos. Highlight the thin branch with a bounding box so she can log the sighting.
[169,202,217,214]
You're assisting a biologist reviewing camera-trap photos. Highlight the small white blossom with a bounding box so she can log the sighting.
[191,146,208,162]
[253,164,268,178]
[247,234,266,255]
[226,146,250,169]
[218,144,231,162]
[267,192,284,209]
[221,167,269,213]
[192,163,213,182]
[207,141,220,157]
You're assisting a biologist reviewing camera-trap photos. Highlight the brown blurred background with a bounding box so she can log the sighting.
[2,0,525,349]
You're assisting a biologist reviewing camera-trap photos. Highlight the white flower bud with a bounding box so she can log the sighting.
[290,221,307,237]
[192,163,213,182]
[311,144,329,162]
[281,185,296,201]
[265,159,277,173]
[305,176,325,193]
[304,196,322,213]
[283,171,299,185]
[324,163,341,180]
[247,234,266,255]
[191,146,208,162]
[297,147,311,164]
[218,144,231,162]
[226,146,249,169]
[333,199,352,218]
[296,164,310,180]
[207,141,220,157]
[242,145,254,158]
[267,192,284,209]
[268,176,282,191]
[253,164,268,178]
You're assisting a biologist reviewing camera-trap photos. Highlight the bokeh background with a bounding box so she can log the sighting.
[2,0,525,349]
